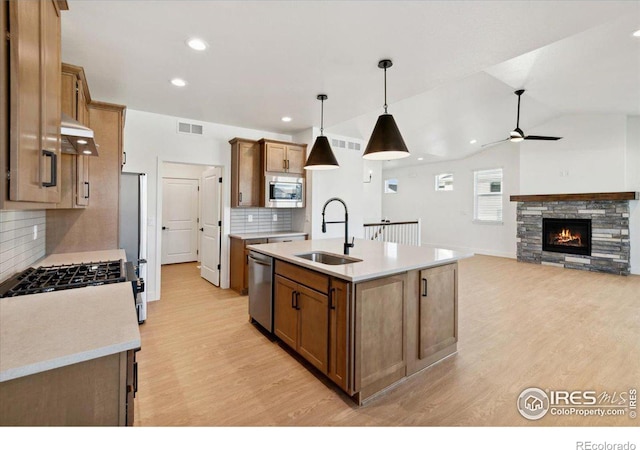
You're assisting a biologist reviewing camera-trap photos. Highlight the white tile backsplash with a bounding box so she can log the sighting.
[230,208,293,234]
[0,210,46,283]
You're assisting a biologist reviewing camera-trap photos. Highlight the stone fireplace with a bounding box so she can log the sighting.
[511,192,638,275]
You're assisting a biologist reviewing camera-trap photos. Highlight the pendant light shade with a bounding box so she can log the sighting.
[363,60,410,160]
[304,94,339,170]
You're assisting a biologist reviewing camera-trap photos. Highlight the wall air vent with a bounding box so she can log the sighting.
[331,138,361,151]
[177,121,204,135]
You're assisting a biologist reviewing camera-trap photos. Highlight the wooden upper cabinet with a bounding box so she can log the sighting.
[260,139,306,175]
[56,63,91,209]
[7,0,64,203]
[230,138,260,207]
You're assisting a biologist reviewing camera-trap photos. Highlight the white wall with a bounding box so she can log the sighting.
[626,116,640,274]
[382,141,520,258]
[163,162,214,180]
[123,109,291,301]
[520,114,627,194]
[296,128,382,243]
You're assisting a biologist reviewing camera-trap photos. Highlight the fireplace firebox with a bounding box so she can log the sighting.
[542,218,591,256]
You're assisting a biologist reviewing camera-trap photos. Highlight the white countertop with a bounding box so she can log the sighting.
[229,231,308,240]
[0,250,141,382]
[247,238,473,282]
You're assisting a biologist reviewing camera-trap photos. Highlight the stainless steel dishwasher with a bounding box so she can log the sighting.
[248,250,273,332]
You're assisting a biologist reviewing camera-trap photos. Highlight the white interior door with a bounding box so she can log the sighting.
[161,178,199,265]
[200,167,222,286]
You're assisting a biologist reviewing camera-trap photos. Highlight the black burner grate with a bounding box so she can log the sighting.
[0,260,126,298]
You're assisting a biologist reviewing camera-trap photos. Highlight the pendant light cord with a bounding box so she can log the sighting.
[383,66,388,114]
[320,97,324,135]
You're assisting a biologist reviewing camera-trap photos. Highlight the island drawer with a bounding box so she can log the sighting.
[275,260,329,294]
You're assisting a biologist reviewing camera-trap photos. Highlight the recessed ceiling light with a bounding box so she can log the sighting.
[469,139,477,144]
[633,29,640,37]
[171,78,187,87]
[281,116,292,122]
[187,38,208,51]
[417,157,424,161]
[82,150,92,155]
[77,139,87,145]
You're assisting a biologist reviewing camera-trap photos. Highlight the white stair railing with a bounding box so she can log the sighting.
[363,219,421,246]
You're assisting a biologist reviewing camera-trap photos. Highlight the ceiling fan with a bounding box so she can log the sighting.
[482,89,562,147]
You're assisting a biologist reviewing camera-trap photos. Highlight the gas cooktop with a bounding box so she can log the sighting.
[0,260,127,298]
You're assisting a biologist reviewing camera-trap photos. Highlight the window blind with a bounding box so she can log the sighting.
[474,168,503,222]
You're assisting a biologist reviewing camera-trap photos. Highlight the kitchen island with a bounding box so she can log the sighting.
[247,238,472,404]
[0,250,141,425]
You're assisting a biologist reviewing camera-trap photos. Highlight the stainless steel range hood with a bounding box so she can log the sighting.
[60,112,99,156]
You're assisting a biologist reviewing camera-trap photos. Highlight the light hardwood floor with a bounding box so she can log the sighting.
[134,256,639,426]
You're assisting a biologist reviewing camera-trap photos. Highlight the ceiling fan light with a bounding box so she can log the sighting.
[363,114,410,160]
[510,128,524,142]
[304,135,339,170]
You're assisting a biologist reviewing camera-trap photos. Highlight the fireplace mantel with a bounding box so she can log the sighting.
[510,192,639,202]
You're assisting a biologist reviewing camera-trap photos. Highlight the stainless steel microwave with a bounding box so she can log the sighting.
[265,175,304,208]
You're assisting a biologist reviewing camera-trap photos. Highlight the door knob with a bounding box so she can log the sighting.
[200,227,204,232]
[162,226,169,230]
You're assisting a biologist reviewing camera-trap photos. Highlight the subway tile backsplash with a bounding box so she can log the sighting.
[0,210,46,283]
[230,208,293,234]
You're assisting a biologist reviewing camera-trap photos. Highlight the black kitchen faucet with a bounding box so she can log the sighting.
[321,197,355,255]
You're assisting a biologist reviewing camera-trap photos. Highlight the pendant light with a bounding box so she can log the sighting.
[363,59,410,160]
[304,94,339,170]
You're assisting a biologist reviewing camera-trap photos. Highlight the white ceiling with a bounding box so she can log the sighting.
[61,1,640,168]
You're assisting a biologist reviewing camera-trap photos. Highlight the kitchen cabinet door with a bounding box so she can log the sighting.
[284,144,305,174]
[328,278,350,392]
[274,275,298,350]
[7,0,62,203]
[297,284,329,373]
[418,263,457,361]
[75,81,90,206]
[264,141,287,172]
[230,138,260,207]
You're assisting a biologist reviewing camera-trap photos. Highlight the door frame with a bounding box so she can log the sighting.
[155,159,228,302]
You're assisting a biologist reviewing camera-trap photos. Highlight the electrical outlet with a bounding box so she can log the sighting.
[273,214,278,222]
[247,214,253,223]
[33,225,38,240]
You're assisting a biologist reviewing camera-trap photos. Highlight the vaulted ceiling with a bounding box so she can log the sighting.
[61,1,640,168]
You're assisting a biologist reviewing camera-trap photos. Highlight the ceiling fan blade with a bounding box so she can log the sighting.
[481,138,509,148]
[524,135,563,141]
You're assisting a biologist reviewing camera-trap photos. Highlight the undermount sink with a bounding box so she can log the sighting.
[295,251,362,265]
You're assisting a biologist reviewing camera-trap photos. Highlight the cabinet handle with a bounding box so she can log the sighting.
[133,361,138,397]
[291,290,297,309]
[123,151,127,165]
[286,159,290,170]
[329,287,336,310]
[41,150,57,187]
[296,291,300,310]
[239,192,243,203]
[421,278,428,297]
[84,181,90,199]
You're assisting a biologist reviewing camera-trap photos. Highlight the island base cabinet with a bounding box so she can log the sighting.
[406,263,458,376]
[274,274,329,373]
[353,274,407,403]
[328,278,351,393]
[0,351,135,426]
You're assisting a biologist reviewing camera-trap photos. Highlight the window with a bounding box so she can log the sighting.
[384,178,398,194]
[435,173,453,191]
[474,168,503,222]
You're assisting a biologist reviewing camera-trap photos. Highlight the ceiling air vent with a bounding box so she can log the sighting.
[177,121,204,135]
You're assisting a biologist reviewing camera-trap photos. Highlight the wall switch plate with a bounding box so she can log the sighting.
[247,214,253,223]
[33,225,38,240]
[273,214,277,222]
